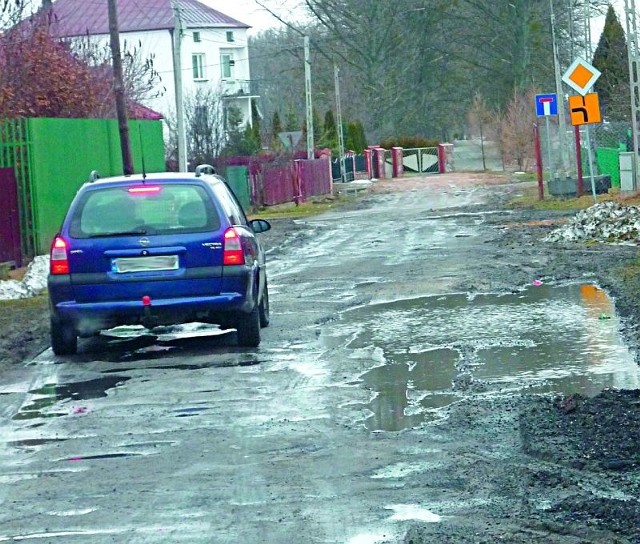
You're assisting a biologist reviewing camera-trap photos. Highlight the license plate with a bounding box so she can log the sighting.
[112,255,179,273]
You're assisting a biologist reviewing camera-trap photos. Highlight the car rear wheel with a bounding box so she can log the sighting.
[236,304,261,347]
[51,318,78,356]
[259,282,270,328]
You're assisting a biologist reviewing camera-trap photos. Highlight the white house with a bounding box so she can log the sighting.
[42,0,257,127]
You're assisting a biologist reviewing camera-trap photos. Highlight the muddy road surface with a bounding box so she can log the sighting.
[2,176,640,543]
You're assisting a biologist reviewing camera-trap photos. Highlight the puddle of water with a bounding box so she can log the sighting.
[101,358,262,374]
[174,406,209,417]
[335,284,639,432]
[65,452,145,461]
[13,376,130,421]
[7,438,68,448]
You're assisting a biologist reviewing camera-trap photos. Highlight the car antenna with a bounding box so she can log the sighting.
[138,124,147,181]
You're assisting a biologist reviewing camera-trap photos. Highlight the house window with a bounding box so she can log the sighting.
[226,31,234,42]
[192,54,206,80]
[221,53,234,79]
[193,31,201,43]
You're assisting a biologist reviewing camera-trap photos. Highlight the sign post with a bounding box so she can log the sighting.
[535,93,558,181]
[562,58,602,202]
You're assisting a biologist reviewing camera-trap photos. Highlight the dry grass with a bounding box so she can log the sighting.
[248,196,349,220]
[509,186,640,211]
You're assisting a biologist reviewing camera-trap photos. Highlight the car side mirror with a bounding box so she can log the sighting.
[250,219,271,234]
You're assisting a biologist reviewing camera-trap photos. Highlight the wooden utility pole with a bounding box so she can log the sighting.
[108,0,134,175]
[171,0,187,171]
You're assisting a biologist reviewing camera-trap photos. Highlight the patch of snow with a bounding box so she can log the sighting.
[545,202,640,244]
[386,504,441,523]
[0,256,49,301]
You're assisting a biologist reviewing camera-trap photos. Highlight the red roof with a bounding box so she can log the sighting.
[129,102,164,120]
[40,0,249,38]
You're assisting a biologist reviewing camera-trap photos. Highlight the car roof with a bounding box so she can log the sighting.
[81,171,222,189]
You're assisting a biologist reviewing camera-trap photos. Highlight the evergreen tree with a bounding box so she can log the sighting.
[285,106,299,131]
[347,121,369,152]
[312,107,322,143]
[592,4,630,121]
[251,99,262,151]
[320,109,338,150]
[271,111,283,149]
[354,120,367,151]
[222,106,255,156]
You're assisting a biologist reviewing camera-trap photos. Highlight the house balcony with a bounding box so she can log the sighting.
[222,79,260,98]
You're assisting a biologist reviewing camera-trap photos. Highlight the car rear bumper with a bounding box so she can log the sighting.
[48,264,260,334]
[51,293,253,335]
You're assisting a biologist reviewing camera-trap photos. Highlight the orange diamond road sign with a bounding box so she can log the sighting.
[568,93,602,126]
[562,57,601,96]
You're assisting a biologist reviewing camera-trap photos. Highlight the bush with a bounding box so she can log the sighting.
[379,136,440,149]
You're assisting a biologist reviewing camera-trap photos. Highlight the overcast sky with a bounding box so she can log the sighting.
[201,0,304,34]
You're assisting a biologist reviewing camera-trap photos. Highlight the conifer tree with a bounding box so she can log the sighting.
[271,111,283,149]
[592,4,630,121]
[250,99,261,151]
[320,110,337,150]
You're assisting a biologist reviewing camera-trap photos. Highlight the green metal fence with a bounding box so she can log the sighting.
[0,117,165,257]
[0,119,35,259]
[595,147,620,189]
[224,166,251,211]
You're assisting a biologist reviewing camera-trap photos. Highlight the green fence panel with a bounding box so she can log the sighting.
[129,120,166,174]
[595,147,620,188]
[28,118,165,254]
[225,166,251,211]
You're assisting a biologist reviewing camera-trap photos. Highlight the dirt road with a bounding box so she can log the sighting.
[1,174,640,543]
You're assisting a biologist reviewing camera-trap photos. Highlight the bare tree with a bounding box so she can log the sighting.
[70,36,165,117]
[499,88,537,172]
[165,87,226,170]
[250,0,608,144]
[0,0,24,29]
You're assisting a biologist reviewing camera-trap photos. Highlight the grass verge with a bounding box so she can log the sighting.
[509,186,640,211]
[249,196,350,220]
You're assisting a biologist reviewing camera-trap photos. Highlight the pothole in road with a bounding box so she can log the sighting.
[329,283,639,432]
[13,376,130,421]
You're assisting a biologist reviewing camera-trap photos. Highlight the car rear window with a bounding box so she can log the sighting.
[68,183,221,238]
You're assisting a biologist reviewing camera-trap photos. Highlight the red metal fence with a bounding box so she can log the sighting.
[0,167,22,267]
[296,159,332,201]
[261,164,297,206]
[226,155,331,208]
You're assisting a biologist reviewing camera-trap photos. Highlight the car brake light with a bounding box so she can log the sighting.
[128,185,162,195]
[223,228,244,265]
[50,237,70,275]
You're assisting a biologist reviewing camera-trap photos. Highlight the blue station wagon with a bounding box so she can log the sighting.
[47,165,271,355]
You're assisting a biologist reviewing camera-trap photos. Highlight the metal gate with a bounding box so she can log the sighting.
[401,147,439,174]
[0,167,22,267]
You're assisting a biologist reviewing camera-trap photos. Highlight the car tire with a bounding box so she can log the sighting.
[51,318,78,356]
[259,282,270,328]
[236,304,261,347]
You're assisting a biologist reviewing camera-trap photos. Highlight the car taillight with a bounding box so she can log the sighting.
[50,236,70,275]
[223,228,244,265]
